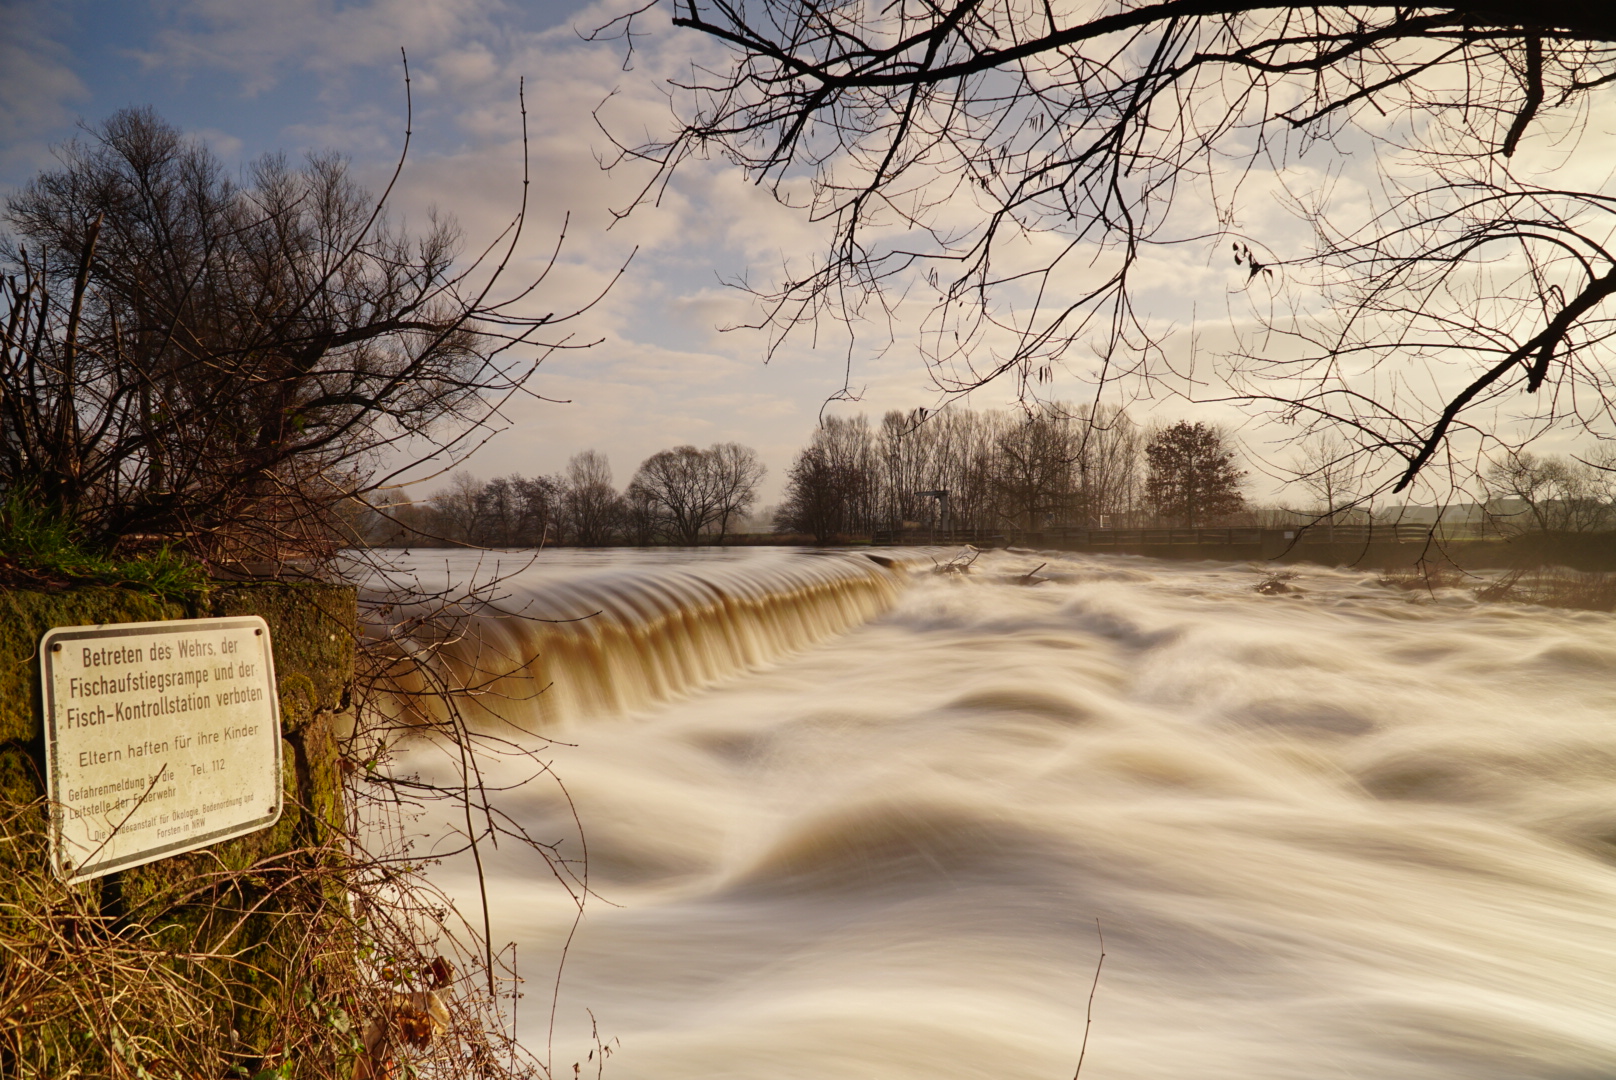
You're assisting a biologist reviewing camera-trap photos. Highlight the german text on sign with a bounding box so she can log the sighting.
[41,616,283,883]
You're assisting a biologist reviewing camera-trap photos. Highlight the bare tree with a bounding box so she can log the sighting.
[875,410,934,531]
[777,430,872,542]
[777,447,848,542]
[872,407,996,532]
[994,413,1077,532]
[1292,431,1363,535]
[622,479,661,546]
[512,474,562,546]
[2,98,608,570]
[471,477,523,546]
[1066,403,1144,527]
[431,473,486,543]
[469,474,558,546]
[778,401,1140,535]
[629,447,716,544]
[813,416,879,533]
[628,443,765,544]
[601,2,1616,497]
[1484,451,1616,532]
[709,441,768,540]
[559,450,625,546]
[0,100,612,1080]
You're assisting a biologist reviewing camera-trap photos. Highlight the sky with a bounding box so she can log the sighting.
[3,1,1607,507]
[0,0,1276,506]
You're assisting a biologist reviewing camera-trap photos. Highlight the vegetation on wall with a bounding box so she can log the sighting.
[0,581,577,1079]
[0,94,593,1079]
[0,495,208,598]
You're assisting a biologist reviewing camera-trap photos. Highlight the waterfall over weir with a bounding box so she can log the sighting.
[367,548,911,729]
[374,548,1616,1080]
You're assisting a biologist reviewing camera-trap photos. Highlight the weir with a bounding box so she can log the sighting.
[369,549,914,729]
[353,549,1616,1080]
[380,548,1616,1080]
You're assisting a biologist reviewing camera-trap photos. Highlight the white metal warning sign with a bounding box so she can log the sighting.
[40,615,283,883]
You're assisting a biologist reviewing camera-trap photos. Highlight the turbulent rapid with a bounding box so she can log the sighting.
[390,548,1616,1080]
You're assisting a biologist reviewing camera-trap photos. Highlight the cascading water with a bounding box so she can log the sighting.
[364,548,909,729]
[382,548,1616,1080]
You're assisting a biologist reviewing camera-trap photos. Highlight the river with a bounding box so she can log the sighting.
[377,547,1616,1080]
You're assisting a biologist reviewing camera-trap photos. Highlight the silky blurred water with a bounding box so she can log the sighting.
[393,548,1616,1080]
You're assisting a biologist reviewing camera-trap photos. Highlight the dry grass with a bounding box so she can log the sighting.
[0,576,585,1080]
[1376,564,1469,595]
[0,793,545,1080]
[1377,562,1616,611]
[1471,568,1616,612]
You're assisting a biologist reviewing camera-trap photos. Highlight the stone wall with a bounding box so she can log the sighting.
[0,582,357,1075]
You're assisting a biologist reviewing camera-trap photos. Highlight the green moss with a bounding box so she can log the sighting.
[0,745,45,808]
[0,580,358,1078]
[210,583,356,718]
[0,587,187,744]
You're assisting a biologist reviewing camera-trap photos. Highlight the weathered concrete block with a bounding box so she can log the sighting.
[0,581,358,1076]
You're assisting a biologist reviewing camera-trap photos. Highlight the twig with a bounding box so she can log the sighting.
[1072,919,1105,1080]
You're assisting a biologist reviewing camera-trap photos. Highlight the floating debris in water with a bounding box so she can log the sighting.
[1255,572,1301,595]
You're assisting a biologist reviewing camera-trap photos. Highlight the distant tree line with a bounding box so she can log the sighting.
[359,405,1616,550]
[775,406,1248,543]
[367,443,766,547]
[363,409,1257,548]
[1482,452,1616,535]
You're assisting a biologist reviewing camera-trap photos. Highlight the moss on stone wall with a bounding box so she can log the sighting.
[0,580,357,1078]
[0,588,185,750]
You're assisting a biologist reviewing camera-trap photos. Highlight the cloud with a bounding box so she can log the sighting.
[0,1,90,180]
[0,0,1326,497]
[137,0,505,95]
[23,0,1585,509]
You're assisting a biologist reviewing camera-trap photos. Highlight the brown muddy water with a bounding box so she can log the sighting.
[377,548,1616,1080]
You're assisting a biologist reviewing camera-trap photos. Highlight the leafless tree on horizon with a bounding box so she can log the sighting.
[594,1,1616,500]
